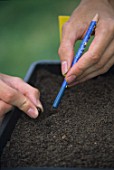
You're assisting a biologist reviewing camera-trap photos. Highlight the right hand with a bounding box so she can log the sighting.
[0,73,43,122]
[58,0,114,85]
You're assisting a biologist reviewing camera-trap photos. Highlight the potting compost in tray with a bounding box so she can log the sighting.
[1,67,114,168]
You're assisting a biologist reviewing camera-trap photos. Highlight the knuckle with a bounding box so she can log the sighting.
[76,64,84,74]
[90,52,100,64]
[19,98,29,111]
[13,77,23,87]
[6,91,16,103]
[100,66,109,74]
[96,61,104,69]
[33,88,40,97]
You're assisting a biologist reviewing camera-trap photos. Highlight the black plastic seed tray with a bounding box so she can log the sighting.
[0,60,61,156]
[0,60,114,170]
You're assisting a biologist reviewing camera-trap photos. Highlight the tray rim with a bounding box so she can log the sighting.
[24,60,60,82]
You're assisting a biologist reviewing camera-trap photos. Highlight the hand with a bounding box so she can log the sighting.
[58,0,114,86]
[0,73,43,122]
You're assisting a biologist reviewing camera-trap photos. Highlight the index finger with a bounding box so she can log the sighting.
[66,19,114,80]
[58,20,87,75]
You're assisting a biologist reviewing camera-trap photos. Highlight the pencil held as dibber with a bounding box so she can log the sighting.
[53,14,99,108]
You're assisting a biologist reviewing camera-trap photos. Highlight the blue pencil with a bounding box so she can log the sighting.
[53,14,99,108]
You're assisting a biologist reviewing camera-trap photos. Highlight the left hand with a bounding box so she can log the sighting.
[0,73,43,123]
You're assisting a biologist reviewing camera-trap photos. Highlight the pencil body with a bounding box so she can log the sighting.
[53,80,67,108]
[53,16,98,108]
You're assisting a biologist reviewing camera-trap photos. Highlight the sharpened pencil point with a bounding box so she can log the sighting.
[92,13,99,22]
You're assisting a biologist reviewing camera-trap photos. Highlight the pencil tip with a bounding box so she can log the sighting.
[92,13,99,22]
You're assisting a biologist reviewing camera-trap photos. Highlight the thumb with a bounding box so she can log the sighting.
[58,20,86,76]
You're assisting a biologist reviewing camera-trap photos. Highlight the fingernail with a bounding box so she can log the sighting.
[61,61,68,75]
[66,75,76,84]
[27,108,39,118]
[37,100,44,112]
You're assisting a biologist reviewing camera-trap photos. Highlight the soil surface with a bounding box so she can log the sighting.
[1,67,114,168]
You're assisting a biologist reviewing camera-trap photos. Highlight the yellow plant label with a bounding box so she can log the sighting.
[58,16,70,41]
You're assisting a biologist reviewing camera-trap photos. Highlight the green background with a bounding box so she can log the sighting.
[0,0,80,78]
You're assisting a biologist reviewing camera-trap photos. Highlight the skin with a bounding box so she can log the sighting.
[0,0,114,121]
[58,0,114,86]
[0,73,43,122]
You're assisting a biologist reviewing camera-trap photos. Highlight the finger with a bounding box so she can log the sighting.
[58,19,87,75]
[66,19,114,84]
[12,78,44,112]
[0,75,43,112]
[0,100,12,123]
[0,80,39,118]
[76,39,114,81]
[70,55,114,86]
